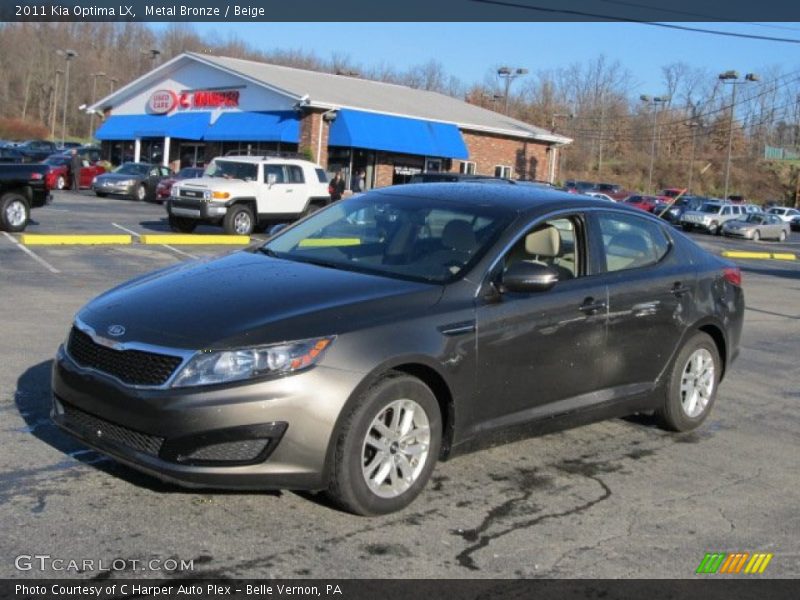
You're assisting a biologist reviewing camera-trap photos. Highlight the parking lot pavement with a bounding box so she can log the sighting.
[1,198,798,579]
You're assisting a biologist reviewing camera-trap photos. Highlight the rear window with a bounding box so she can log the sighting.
[315,168,328,183]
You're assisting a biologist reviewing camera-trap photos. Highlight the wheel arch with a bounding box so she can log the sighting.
[696,321,728,380]
[321,357,457,487]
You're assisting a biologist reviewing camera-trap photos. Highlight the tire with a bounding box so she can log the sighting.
[681,224,692,232]
[224,204,254,235]
[95,192,108,198]
[302,200,324,219]
[655,332,721,432]
[753,230,760,241]
[135,184,147,202]
[168,215,197,233]
[326,373,442,516]
[56,175,66,190]
[0,193,29,232]
[708,221,719,235]
[779,230,787,242]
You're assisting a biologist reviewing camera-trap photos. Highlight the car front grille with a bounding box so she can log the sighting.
[61,399,164,456]
[67,327,183,386]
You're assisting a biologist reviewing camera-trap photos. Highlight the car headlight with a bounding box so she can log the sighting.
[171,337,334,388]
[91,176,98,185]
[171,184,178,196]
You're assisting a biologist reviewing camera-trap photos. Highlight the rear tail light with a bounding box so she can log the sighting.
[723,267,742,287]
[30,172,43,180]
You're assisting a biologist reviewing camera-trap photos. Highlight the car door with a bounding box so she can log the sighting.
[262,164,306,215]
[472,213,609,432]
[592,211,695,391]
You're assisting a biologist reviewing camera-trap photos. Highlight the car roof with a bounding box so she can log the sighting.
[369,182,633,215]
[214,156,313,166]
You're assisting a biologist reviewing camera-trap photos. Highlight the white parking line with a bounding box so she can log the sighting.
[112,222,197,259]
[111,222,140,237]
[1,232,60,274]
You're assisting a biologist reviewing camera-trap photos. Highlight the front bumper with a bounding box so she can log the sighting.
[166,197,228,221]
[51,345,363,490]
[93,182,136,196]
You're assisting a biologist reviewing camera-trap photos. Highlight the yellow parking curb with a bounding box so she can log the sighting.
[722,250,796,261]
[21,234,132,245]
[139,234,251,245]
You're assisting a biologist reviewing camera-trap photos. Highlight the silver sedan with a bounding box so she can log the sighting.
[722,213,790,241]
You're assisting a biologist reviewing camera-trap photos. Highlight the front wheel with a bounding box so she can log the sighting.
[656,332,721,432]
[95,192,108,198]
[708,222,719,235]
[56,175,66,190]
[753,230,760,241]
[0,193,29,232]
[135,184,147,202]
[224,204,254,235]
[779,230,787,242]
[326,373,441,515]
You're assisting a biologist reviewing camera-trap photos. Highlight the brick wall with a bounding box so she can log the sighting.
[459,130,553,181]
[299,111,329,166]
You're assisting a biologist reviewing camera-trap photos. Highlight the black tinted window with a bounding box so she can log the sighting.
[264,164,285,183]
[598,213,670,272]
[315,168,328,183]
[288,166,305,183]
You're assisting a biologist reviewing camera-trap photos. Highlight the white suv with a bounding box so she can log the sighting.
[681,202,745,235]
[167,156,331,235]
[766,206,800,223]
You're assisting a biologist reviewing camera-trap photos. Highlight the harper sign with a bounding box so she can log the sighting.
[147,89,240,114]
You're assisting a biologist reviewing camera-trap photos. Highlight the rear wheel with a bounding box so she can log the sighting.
[753,230,761,241]
[326,373,441,515]
[224,204,254,235]
[708,221,720,235]
[681,224,692,232]
[56,175,66,190]
[0,193,29,232]
[779,230,787,242]
[302,200,324,219]
[168,215,196,233]
[656,332,721,432]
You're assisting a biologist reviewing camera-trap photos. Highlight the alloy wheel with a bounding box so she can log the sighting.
[234,211,252,234]
[5,200,26,228]
[680,348,715,418]
[361,399,431,498]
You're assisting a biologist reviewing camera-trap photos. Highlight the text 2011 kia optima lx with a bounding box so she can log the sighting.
[52,184,744,515]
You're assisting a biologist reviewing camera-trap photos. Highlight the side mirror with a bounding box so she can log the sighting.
[267,222,288,237]
[501,262,558,294]
[267,173,277,187]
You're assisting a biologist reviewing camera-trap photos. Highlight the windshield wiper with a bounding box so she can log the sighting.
[257,246,280,258]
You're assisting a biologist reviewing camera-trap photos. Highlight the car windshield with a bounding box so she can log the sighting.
[744,214,766,224]
[700,203,722,214]
[178,167,204,179]
[43,156,68,166]
[262,192,514,284]
[204,160,257,181]
[114,163,149,176]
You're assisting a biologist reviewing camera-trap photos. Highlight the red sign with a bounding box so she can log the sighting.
[148,90,178,114]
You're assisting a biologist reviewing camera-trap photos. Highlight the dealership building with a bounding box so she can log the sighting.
[90,52,571,190]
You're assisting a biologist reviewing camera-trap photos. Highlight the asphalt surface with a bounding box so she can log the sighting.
[1,191,798,579]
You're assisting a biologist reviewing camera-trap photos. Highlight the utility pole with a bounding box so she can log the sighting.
[686,120,701,192]
[50,69,63,141]
[89,72,106,139]
[597,92,606,176]
[641,95,671,194]
[56,49,78,147]
[718,70,759,201]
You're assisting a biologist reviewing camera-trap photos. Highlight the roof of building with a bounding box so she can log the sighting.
[91,53,571,145]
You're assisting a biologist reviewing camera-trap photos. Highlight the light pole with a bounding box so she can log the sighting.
[56,49,77,147]
[50,69,63,141]
[719,70,758,201]
[89,72,106,139]
[109,77,119,94]
[641,94,671,193]
[686,120,701,192]
[550,113,573,184]
[496,66,528,115]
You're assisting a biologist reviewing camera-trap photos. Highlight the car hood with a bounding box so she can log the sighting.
[78,251,443,350]
[683,210,717,218]
[177,177,255,194]
[97,172,143,182]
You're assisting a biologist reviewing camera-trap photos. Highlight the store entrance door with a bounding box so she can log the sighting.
[180,144,206,168]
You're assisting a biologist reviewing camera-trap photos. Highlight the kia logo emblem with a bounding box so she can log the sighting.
[107,325,126,337]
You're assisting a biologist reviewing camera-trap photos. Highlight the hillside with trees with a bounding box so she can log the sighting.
[1,22,798,204]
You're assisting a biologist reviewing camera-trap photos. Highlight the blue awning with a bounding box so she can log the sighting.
[204,111,299,142]
[328,109,469,159]
[95,113,210,141]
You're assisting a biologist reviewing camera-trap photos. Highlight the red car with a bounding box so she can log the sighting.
[42,154,106,190]
[622,195,666,212]
[155,166,205,202]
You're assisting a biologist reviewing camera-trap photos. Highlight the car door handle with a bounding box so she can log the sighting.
[671,282,691,297]
[285,188,294,192]
[579,298,607,315]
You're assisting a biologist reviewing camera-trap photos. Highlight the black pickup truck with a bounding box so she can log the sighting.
[0,164,51,232]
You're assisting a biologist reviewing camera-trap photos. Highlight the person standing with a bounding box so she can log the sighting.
[329,171,345,201]
[70,149,82,191]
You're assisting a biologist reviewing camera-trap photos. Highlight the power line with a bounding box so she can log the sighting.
[469,0,800,44]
